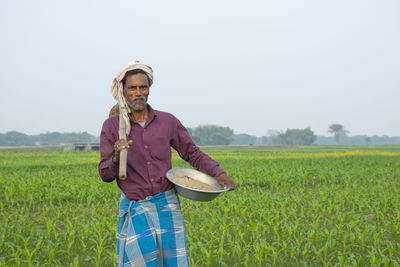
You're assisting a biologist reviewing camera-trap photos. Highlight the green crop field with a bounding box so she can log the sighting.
[1,146,399,266]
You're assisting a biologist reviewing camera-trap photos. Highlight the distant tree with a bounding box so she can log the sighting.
[232,134,258,145]
[38,132,96,146]
[328,124,348,145]
[0,131,35,146]
[193,125,234,145]
[260,128,316,145]
[260,136,268,145]
[365,137,371,144]
[283,127,317,145]
[272,128,315,145]
[265,129,283,145]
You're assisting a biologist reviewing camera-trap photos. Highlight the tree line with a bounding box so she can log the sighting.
[0,131,98,146]
[232,124,400,146]
[1,124,400,146]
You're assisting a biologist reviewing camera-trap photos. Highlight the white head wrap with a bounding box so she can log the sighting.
[110,62,153,137]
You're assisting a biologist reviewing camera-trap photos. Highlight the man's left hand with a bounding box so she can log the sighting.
[217,173,235,191]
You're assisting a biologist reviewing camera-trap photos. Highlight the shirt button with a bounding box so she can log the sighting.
[146,161,151,165]
[144,145,148,149]
[151,179,154,182]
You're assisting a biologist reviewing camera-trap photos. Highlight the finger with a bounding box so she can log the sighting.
[121,140,132,149]
[115,144,127,152]
[224,181,234,190]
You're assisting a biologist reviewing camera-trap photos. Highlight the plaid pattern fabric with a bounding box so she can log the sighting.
[117,189,189,267]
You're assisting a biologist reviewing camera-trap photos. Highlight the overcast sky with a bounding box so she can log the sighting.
[1,0,399,137]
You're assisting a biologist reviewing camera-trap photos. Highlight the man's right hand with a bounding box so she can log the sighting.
[112,139,133,164]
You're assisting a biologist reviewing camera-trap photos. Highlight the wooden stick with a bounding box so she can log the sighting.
[118,107,128,180]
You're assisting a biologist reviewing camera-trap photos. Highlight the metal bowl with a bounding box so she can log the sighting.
[166,168,229,201]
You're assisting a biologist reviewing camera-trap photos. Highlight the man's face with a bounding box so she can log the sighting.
[123,73,150,112]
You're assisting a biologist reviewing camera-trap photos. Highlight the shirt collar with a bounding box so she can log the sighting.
[147,104,157,119]
[128,104,157,125]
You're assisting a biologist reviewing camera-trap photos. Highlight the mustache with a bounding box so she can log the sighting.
[127,96,146,102]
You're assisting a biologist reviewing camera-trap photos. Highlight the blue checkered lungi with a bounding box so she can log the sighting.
[117,189,189,267]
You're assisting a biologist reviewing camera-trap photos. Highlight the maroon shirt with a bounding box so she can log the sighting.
[98,105,226,200]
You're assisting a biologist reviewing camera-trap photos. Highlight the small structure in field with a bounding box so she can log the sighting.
[60,143,100,151]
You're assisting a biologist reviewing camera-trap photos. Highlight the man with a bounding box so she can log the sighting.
[98,62,235,267]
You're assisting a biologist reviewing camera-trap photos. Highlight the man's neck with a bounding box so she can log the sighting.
[130,108,149,123]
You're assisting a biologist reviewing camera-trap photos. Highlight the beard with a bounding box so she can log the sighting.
[126,96,147,111]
